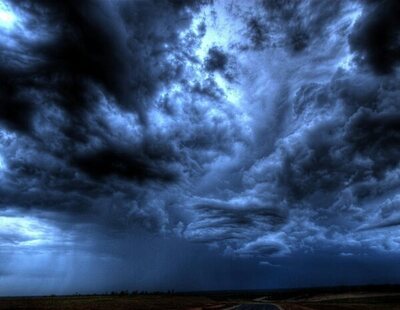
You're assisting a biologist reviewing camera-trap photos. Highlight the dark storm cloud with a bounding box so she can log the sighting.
[0,76,35,133]
[2,0,202,122]
[245,17,268,50]
[0,0,249,248]
[179,70,400,257]
[0,0,211,132]
[0,0,209,195]
[241,0,344,52]
[0,0,215,232]
[203,47,237,82]
[181,0,400,258]
[357,195,400,231]
[350,0,400,74]
[205,47,228,72]
[2,0,400,294]
[185,198,287,244]
[270,75,400,203]
[71,146,179,182]
[239,69,400,240]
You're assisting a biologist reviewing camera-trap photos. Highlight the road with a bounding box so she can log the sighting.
[236,304,280,310]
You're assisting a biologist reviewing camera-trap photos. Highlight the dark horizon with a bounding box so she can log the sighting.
[5,283,400,298]
[1,0,400,297]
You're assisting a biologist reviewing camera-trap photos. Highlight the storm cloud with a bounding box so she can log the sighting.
[1,0,400,295]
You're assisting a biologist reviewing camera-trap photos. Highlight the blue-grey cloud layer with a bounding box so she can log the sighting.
[0,0,400,294]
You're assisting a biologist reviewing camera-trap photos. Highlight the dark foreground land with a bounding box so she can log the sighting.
[1,285,400,309]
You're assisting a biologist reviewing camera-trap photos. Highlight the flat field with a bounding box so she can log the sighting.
[0,294,236,310]
[1,285,400,309]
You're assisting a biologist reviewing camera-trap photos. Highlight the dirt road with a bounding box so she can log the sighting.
[236,304,280,310]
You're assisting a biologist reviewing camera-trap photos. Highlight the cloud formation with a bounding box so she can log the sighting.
[1,0,400,293]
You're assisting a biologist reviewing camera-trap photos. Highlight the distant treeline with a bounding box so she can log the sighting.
[72,290,176,297]
[58,284,400,299]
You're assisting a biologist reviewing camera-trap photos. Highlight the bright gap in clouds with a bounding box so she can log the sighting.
[0,213,59,248]
[0,155,5,171]
[188,2,247,115]
[0,1,16,30]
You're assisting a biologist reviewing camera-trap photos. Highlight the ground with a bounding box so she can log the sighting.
[1,285,400,309]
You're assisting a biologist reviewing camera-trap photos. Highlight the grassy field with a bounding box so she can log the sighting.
[0,294,239,310]
[274,286,400,309]
[277,294,400,309]
[1,285,400,309]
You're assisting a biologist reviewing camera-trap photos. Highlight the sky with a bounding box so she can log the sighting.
[0,0,400,296]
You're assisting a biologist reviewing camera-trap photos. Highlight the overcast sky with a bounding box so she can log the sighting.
[1,0,400,296]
